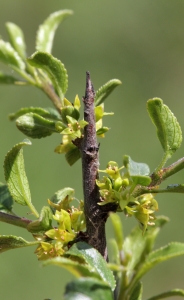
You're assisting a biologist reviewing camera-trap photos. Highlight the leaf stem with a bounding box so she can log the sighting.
[41,82,62,113]
[154,152,170,174]
[117,269,129,300]
[14,67,38,86]
[27,202,39,218]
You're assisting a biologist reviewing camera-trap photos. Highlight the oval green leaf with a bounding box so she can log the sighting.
[43,256,100,279]
[130,281,143,300]
[0,40,25,70]
[0,71,22,84]
[66,242,116,291]
[64,278,113,300]
[16,112,63,138]
[49,187,74,213]
[9,106,62,121]
[147,98,182,160]
[147,289,184,300]
[0,182,13,213]
[95,79,122,106]
[131,175,151,186]
[27,51,68,99]
[96,127,110,136]
[4,139,39,217]
[0,235,38,253]
[134,242,184,283]
[65,146,81,166]
[6,22,26,59]
[109,213,123,251]
[61,106,80,124]
[123,155,150,176]
[123,216,169,278]
[36,10,73,53]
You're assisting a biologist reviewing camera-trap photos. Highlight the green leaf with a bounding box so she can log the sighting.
[0,235,38,253]
[0,71,21,84]
[27,206,52,233]
[96,127,110,136]
[16,112,64,138]
[9,106,62,121]
[130,281,143,300]
[27,51,68,99]
[123,155,151,186]
[123,216,169,281]
[108,239,120,266]
[95,106,104,122]
[131,176,151,186]
[0,39,25,70]
[66,242,116,291]
[64,278,113,300]
[147,98,182,162]
[95,79,122,106]
[61,106,80,124]
[65,146,81,166]
[123,155,150,176]
[3,139,39,217]
[134,242,184,283]
[43,256,101,279]
[36,10,73,53]
[109,213,123,251]
[44,107,62,120]
[49,187,74,213]
[147,289,184,300]
[6,22,26,59]
[0,182,13,213]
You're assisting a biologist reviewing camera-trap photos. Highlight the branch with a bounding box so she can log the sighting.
[161,157,184,180]
[79,72,116,260]
[0,211,32,229]
[132,157,184,198]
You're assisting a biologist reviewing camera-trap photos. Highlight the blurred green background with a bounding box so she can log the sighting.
[0,0,184,299]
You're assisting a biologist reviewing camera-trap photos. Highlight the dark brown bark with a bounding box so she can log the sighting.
[78,72,117,260]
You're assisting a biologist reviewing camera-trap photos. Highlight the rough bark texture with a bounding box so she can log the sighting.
[79,72,117,260]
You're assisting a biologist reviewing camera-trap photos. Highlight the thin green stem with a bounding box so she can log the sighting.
[116,250,129,300]
[154,152,169,174]
[147,289,184,300]
[12,63,64,113]
[42,82,62,113]
[14,67,39,86]
[117,270,129,300]
[14,66,63,113]
[26,64,42,86]
[123,276,139,300]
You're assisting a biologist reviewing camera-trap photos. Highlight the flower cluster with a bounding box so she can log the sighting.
[124,193,158,233]
[55,96,113,165]
[97,161,158,232]
[35,197,85,260]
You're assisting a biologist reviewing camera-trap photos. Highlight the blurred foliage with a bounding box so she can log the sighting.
[0,1,184,299]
